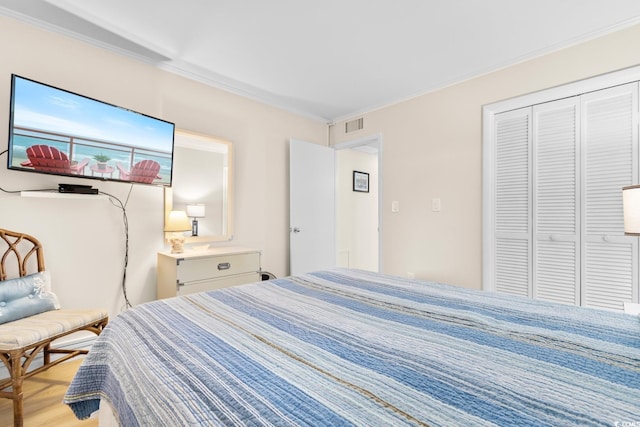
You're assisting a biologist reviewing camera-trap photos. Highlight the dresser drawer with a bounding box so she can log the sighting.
[177,273,261,296]
[176,252,260,284]
[157,247,261,299]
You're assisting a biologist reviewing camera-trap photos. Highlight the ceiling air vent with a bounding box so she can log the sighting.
[345,117,364,133]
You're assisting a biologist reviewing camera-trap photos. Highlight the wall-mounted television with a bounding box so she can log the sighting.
[7,74,175,186]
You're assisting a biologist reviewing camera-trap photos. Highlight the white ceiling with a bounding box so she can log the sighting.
[2,0,640,122]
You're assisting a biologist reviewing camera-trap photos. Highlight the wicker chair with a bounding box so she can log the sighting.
[0,229,108,427]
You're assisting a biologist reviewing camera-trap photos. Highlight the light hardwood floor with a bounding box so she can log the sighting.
[0,359,97,427]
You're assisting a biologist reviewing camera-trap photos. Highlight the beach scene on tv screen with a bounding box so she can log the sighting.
[9,76,174,185]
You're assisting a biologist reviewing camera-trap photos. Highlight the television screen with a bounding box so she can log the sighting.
[7,74,175,186]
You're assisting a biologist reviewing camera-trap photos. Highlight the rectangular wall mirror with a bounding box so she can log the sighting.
[164,129,233,242]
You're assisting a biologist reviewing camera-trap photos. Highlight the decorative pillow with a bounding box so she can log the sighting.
[0,271,60,324]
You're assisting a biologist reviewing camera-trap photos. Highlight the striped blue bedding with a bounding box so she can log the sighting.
[64,269,640,426]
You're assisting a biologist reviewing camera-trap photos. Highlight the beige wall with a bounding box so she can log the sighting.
[331,23,640,289]
[3,14,640,320]
[0,16,326,320]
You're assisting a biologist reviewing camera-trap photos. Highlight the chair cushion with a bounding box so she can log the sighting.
[0,271,60,325]
[0,308,108,350]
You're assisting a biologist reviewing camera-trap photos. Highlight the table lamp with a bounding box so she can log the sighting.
[186,204,206,236]
[623,184,640,235]
[165,210,191,253]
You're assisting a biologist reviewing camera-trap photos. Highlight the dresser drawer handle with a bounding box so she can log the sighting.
[217,262,231,270]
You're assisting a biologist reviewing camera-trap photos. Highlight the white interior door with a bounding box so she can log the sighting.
[289,139,335,275]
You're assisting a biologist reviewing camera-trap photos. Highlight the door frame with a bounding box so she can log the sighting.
[333,133,383,271]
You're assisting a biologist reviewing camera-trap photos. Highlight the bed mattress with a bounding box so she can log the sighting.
[64,269,640,426]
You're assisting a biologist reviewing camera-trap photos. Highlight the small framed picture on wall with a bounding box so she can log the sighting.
[353,170,369,193]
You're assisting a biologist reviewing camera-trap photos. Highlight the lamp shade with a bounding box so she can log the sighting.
[164,210,191,232]
[623,184,640,235]
[186,204,206,218]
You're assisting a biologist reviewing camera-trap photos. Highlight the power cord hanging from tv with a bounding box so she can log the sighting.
[99,188,133,310]
[0,148,133,309]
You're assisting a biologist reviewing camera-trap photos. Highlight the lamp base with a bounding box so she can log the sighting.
[169,233,186,253]
[192,218,198,237]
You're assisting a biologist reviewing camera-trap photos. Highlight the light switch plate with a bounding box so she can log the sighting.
[391,201,399,212]
[432,198,441,212]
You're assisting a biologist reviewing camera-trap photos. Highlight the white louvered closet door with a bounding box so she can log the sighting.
[494,108,532,297]
[581,83,639,310]
[532,98,580,305]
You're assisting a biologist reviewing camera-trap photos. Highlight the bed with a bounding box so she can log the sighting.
[64,269,640,426]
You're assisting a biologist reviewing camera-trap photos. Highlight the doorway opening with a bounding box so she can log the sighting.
[333,134,382,272]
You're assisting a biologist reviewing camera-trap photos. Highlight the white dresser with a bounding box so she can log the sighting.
[157,247,261,299]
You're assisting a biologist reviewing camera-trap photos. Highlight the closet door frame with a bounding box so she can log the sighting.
[483,64,640,297]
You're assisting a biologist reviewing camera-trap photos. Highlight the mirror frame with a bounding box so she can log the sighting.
[164,129,234,243]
